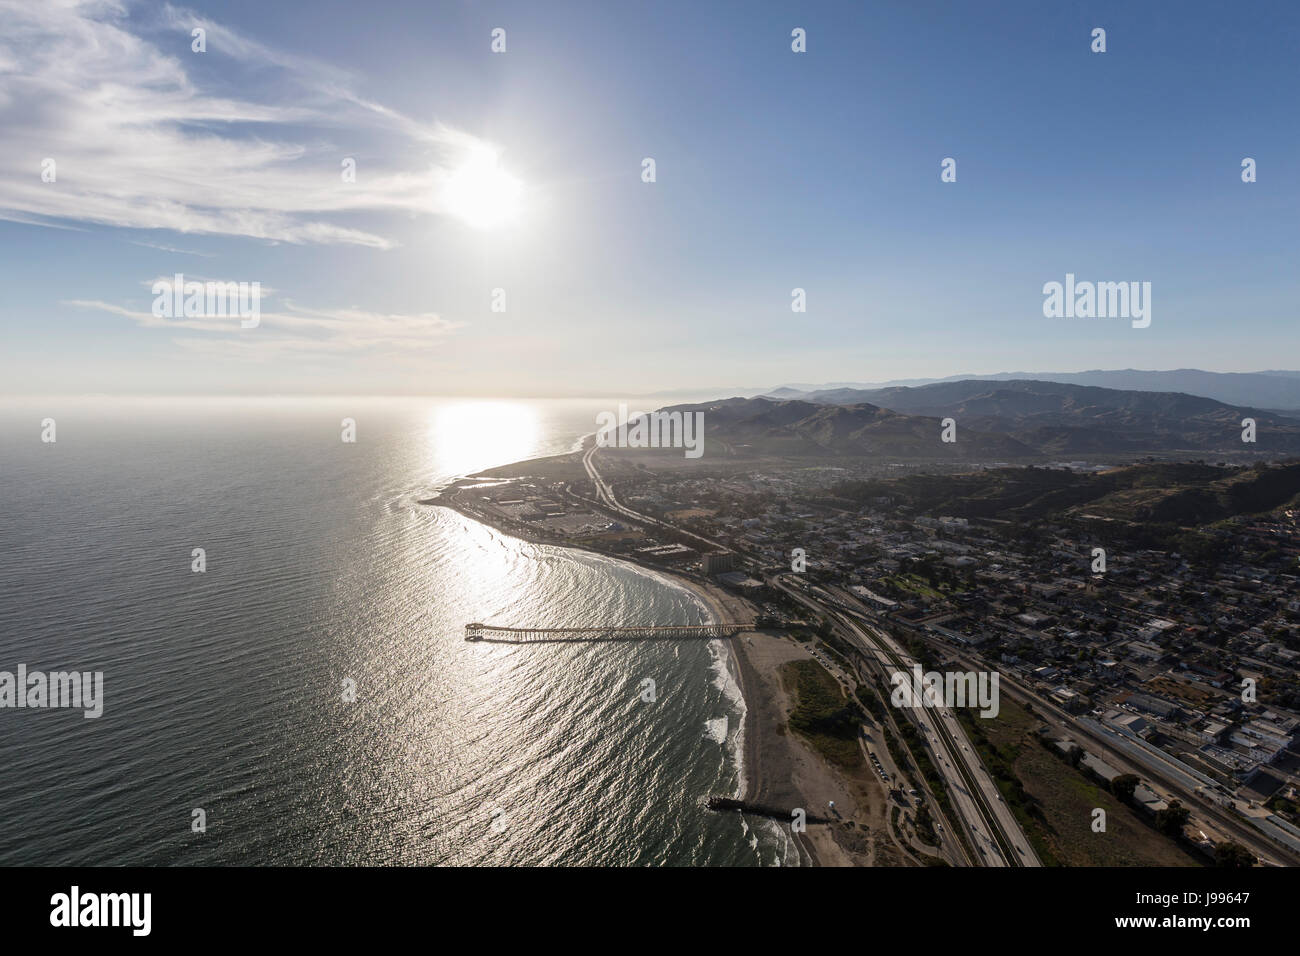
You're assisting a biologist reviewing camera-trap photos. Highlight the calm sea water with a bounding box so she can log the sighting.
[0,397,789,866]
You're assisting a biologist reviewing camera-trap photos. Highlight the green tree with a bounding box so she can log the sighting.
[1214,842,1256,868]
[1155,800,1190,837]
[1112,774,1140,802]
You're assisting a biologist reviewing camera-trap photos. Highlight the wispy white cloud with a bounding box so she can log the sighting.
[66,295,462,357]
[129,239,216,257]
[0,0,492,247]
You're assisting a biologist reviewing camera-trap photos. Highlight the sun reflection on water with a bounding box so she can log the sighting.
[429,400,541,478]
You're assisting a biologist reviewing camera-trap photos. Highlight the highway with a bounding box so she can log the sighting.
[582,444,1037,867]
[581,445,1295,867]
[954,648,1299,868]
[824,585,1041,865]
[844,589,1297,868]
[582,444,727,554]
[770,575,1040,867]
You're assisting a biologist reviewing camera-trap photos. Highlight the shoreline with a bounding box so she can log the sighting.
[423,459,868,867]
[679,576,824,866]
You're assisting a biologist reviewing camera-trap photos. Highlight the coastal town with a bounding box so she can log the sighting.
[430,445,1300,868]
[6,0,1297,934]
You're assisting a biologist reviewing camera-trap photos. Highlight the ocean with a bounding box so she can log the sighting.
[0,397,790,865]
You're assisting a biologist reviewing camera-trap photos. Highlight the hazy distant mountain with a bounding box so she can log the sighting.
[800,379,1300,455]
[766,369,1300,410]
[658,396,1033,458]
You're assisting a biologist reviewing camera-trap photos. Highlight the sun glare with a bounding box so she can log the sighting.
[441,147,524,230]
[430,401,539,476]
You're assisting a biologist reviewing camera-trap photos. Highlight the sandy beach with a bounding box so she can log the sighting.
[687,580,884,866]
[429,468,891,866]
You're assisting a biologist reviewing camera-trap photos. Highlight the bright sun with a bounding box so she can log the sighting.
[441,147,523,230]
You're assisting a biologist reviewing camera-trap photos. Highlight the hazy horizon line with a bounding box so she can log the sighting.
[4,364,1300,404]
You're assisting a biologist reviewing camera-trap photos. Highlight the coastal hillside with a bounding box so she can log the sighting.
[827,460,1300,526]
[796,379,1300,455]
[656,397,1034,459]
[770,368,1300,411]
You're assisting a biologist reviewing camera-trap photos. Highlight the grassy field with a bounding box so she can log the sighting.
[959,697,1200,866]
[781,660,864,770]
[884,573,945,600]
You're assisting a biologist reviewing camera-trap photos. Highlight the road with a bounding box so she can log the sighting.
[583,445,1299,867]
[582,445,1037,867]
[827,582,1297,868]
[582,444,727,554]
[960,650,1297,867]
[769,575,1040,867]
[823,585,1041,865]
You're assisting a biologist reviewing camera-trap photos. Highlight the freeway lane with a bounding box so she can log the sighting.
[583,444,727,554]
[769,575,1035,866]
[887,613,1298,868]
[583,444,1037,866]
[851,613,1039,866]
[823,585,1041,865]
[952,649,1298,868]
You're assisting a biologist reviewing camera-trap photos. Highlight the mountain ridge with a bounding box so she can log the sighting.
[764,369,1300,410]
[657,380,1300,458]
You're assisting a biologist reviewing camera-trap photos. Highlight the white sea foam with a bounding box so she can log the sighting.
[706,637,749,797]
[703,714,728,744]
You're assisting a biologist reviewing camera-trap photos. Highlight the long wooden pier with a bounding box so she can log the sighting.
[464,622,752,643]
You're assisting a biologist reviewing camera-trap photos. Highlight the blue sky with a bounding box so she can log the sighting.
[1,0,1297,396]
